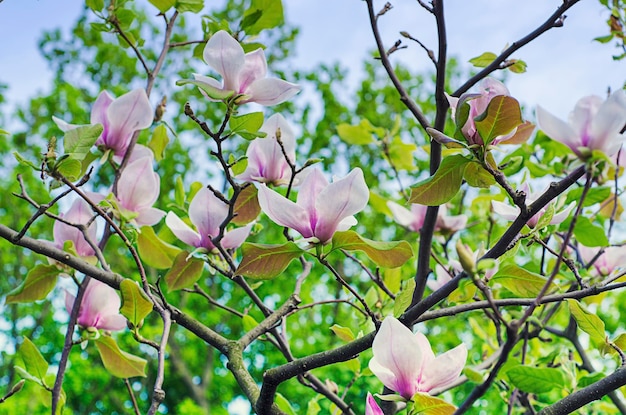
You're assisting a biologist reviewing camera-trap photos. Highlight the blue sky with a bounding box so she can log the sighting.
[0,0,624,121]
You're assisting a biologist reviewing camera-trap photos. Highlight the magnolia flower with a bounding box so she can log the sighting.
[257,167,369,244]
[387,202,467,234]
[236,114,296,185]
[116,156,165,226]
[166,187,253,251]
[366,392,384,415]
[369,317,467,399]
[447,78,513,146]
[53,198,97,257]
[65,279,126,331]
[537,90,626,159]
[579,245,626,276]
[193,30,300,106]
[491,184,574,229]
[53,89,153,159]
[428,260,462,291]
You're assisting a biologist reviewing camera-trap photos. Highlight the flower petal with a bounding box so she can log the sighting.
[491,200,520,222]
[244,78,301,106]
[203,30,245,91]
[387,201,416,229]
[257,185,313,238]
[104,89,153,156]
[222,223,254,249]
[166,212,201,247]
[117,157,160,213]
[239,48,268,92]
[536,105,580,154]
[419,343,467,392]
[366,393,384,415]
[589,90,626,156]
[189,188,229,246]
[135,207,165,227]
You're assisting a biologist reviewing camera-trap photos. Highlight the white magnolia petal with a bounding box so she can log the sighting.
[91,90,114,126]
[419,343,467,392]
[52,116,80,132]
[105,89,153,155]
[166,212,201,247]
[239,48,268,91]
[262,113,296,158]
[117,157,160,212]
[549,202,575,225]
[297,168,328,214]
[590,90,626,156]
[257,185,312,238]
[387,201,415,228]
[491,200,520,222]
[244,78,301,106]
[536,105,580,153]
[222,223,254,249]
[135,207,166,227]
[99,314,128,331]
[188,188,228,241]
[203,30,245,91]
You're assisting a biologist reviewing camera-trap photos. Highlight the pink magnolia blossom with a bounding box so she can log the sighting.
[428,260,462,291]
[365,392,384,415]
[491,184,574,228]
[579,245,626,276]
[387,202,467,234]
[193,30,300,106]
[116,156,165,226]
[447,78,513,145]
[537,90,626,159]
[54,198,97,257]
[369,317,467,399]
[257,167,369,244]
[166,187,253,251]
[65,279,126,331]
[53,89,153,159]
[236,114,296,185]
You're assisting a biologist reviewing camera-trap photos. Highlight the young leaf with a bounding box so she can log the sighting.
[13,151,40,170]
[6,264,60,304]
[54,157,82,181]
[336,120,377,145]
[242,314,259,332]
[388,136,417,171]
[507,59,527,73]
[491,265,555,297]
[506,365,567,394]
[275,392,296,415]
[236,242,303,280]
[469,51,497,68]
[463,162,495,188]
[119,279,153,327]
[148,124,169,162]
[164,251,205,291]
[243,0,285,35]
[17,338,49,383]
[137,226,181,269]
[175,0,204,13]
[568,299,607,347]
[232,185,261,225]
[409,392,456,415]
[474,96,523,145]
[573,216,609,247]
[330,230,413,269]
[330,324,355,342]
[409,155,470,205]
[176,79,234,100]
[229,112,264,137]
[149,0,175,13]
[95,336,147,378]
[394,279,416,317]
[63,124,103,160]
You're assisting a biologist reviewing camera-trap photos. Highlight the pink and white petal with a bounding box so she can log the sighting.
[257,185,313,238]
[262,113,296,158]
[135,207,166,227]
[369,317,422,398]
[570,96,602,144]
[491,200,520,222]
[387,201,416,229]
[189,188,228,239]
[98,314,127,331]
[52,116,81,132]
[222,223,254,249]
[536,105,580,152]
[336,216,357,233]
[245,78,301,106]
[64,290,76,315]
[166,212,201,247]
[126,144,155,164]
[365,393,384,415]
[297,168,328,215]
[91,91,114,125]
[105,89,153,154]
[419,343,467,392]
[203,30,245,91]
[550,202,575,225]
[314,168,369,242]
[590,90,626,155]
[239,48,268,91]
[117,157,160,212]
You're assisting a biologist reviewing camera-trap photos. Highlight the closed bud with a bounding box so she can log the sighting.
[456,240,476,275]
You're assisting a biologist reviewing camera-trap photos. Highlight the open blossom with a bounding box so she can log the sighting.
[236,114,296,185]
[579,245,626,276]
[365,392,384,415]
[369,317,467,399]
[116,156,165,226]
[537,90,626,159]
[491,184,574,228]
[53,198,97,257]
[387,202,467,234]
[193,30,300,106]
[53,89,153,159]
[257,167,369,244]
[65,279,126,331]
[166,187,253,251]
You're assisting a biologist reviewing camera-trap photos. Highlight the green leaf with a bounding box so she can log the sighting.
[594,34,614,44]
[148,0,175,12]
[176,79,234,100]
[137,226,181,269]
[474,96,523,145]
[54,157,82,181]
[95,336,147,378]
[566,186,611,207]
[175,0,203,13]
[86,0,104,11]
[306,398,322,415]
[568,299,607,347]
[64,124,103,160]
[394,279,416,317]
[491,265,554,297]
[409,155,470,205]
[164,251,205,291]
[388,136,417,170]
[6,264,60,304]
[574,216,609,247]
[463,162,495,188]
[534,203,555,231]
[232,185,260,225]
[242,314,258,332]
[507,59,527,74]
[13,151,40,170]
[331,230,413,268]
[469,51,497,68]
[409,392,456,415]
[229,112,265,139]
[507,365,567,394]
[329,324,355,342]
[0,129,10,135]
[148,124,169,162]
[243,0,284,35]
[236,242,303,280]
[119,279,153,328]
[17,338,49,383]
[275,392,296,415]
[336,120,377,145]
